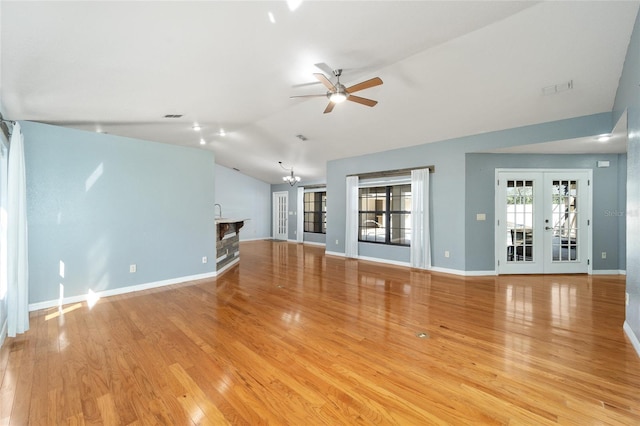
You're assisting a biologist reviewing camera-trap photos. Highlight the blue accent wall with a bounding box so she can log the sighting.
[326,113,613,272]
[215,164,271,241]
[465,153,625,272]
[613,9,640,352]
[22,122,217,305]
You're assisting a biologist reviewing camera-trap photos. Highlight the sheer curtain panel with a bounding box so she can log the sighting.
[297,187,304,243]
[345,176,359,258]
[410,168,431,269]
[7,122,29,337]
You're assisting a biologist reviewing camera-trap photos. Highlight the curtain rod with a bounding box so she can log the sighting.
[347,165,435,179]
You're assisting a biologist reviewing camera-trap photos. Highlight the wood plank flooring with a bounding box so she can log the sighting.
[2,240,640,424]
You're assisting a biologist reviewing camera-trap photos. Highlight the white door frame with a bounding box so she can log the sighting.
[272,191,289,240]
[495,168,592,275]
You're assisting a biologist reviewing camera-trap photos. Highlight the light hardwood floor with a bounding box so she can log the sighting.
[1,240,640,425]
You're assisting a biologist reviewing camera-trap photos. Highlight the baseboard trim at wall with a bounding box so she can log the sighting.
[356,255,410,268]
[324,251,345,258]
[624,321,640,358]
[429,266,495,276]
[591,269,627,275]
[303,241,326,247]
[28,270,219,312]
[216,258,239,276]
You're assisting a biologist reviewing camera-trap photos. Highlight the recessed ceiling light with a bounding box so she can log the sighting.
[200,138,206,145]
[597,134,611,142]
[219,128,226,137]
[268,11,276,23]
[193,123,201,131]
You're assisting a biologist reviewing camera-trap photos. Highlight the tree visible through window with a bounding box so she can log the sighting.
[304,191,326,233]
[359,184,411,246]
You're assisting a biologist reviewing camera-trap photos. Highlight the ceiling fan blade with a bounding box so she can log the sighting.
[323,102,336,114]
[314,62,335,76]
[290,94,327,99]
[346,77,383,94]
[347,95,378,107]
[314,73,335,91]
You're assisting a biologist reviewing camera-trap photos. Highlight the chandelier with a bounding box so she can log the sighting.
[280,162,301,186]
[283,169,301,186]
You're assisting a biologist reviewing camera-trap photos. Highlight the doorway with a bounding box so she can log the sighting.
[272,191,288,241]
[495,169,592,274]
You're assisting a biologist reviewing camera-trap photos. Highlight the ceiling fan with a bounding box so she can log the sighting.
[291,67,383,114]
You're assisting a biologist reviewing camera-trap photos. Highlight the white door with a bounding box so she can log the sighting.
[496,170,591,274]
[273,191,288,240]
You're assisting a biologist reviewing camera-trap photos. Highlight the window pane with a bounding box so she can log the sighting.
[304,191,327,234]
[358,183,411,246]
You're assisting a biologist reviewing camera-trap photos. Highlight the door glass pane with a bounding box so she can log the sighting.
[506,180,534,263]
[550,180,578,261]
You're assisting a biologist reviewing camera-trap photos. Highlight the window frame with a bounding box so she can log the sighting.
[303,190,326,234]
[358,183,411,246]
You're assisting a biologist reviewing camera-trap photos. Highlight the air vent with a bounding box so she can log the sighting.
[163,114,183,118]
[541,80,573,96]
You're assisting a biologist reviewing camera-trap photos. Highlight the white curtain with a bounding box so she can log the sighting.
[296,187,304,243]
[345,176,359,258]
[410,168,431,269]
[7,122,29,337]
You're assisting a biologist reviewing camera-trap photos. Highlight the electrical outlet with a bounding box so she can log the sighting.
[129,264,136,273]
[202,256,208,264]
[335,239,339,245]
[601,252,607,259]
[444,251,450,258]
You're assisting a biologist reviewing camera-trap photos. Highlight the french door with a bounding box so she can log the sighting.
[272,191,288,241]
[496,170,591,274]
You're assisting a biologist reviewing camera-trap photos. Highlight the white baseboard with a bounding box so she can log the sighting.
[324,250,345,258]
[591,269,626,275]
[240,236,271,242]
[429,266,495,276]
[303,241,326,247]
[216,257,239,276]
[356,255,410,268]
[624,321,640,358]
[28,270,219,312]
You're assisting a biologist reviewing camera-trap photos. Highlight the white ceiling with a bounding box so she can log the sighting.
[1,1,638,184]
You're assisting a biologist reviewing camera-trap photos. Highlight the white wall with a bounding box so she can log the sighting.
[214,165,271,240]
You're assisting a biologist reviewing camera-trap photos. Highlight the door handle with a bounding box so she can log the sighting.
[545,226,553,231]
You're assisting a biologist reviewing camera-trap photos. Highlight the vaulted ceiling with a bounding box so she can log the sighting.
[1,1,638,183]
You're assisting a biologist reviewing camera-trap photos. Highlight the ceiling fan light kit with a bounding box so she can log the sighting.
[291,66,383,113]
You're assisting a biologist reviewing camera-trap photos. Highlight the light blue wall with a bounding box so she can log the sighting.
[465,153,625,272]
[613,9,640,351]
[326,113,613,271]
[22,122,217,305]
[215,164,270,241]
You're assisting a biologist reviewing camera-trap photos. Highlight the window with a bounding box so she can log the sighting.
[359,184,411,246]
[304,191,326,233]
